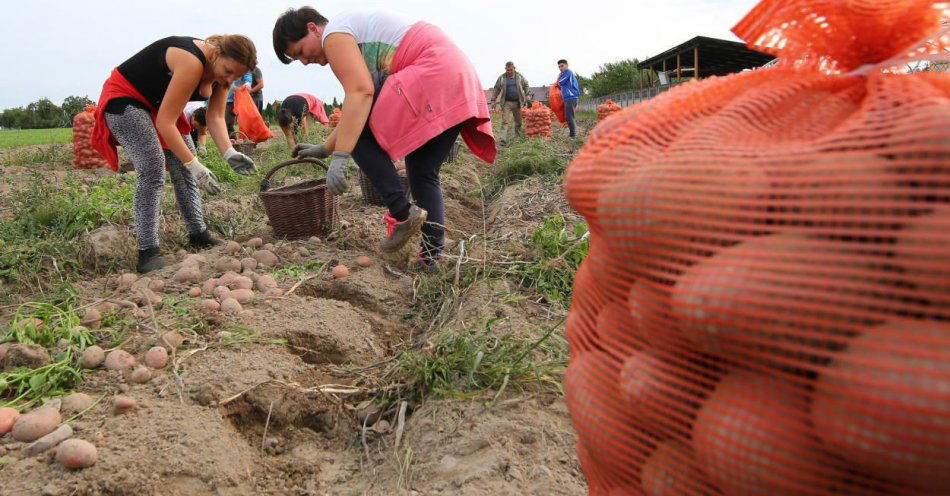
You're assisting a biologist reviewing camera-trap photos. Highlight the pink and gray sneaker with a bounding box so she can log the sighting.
[380,205,428,253]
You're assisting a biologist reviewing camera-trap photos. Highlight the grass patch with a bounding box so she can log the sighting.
[511,215,589,309]
[0,174,135,294]
[0,128,72,149]
[0,144,72,167]
[486,138,567,198]
[396,316,566,403]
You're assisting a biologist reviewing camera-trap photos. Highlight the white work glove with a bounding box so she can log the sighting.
[223,147,257,175]
[183,157,221,195]
[327,151,352,196]
[292,143,330,160]
[197,145,208,155]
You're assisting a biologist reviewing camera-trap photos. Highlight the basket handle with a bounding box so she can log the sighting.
[232,130,250,142]
[260,158,328,192]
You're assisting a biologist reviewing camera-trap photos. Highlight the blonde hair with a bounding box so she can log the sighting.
[206,34,258,70]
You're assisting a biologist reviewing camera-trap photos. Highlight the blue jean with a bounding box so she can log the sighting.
[564,98,578,138]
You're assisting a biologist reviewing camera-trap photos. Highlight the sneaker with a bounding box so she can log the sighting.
[380,205,427,253]
[189,229,222,250]
[137,247,165,274]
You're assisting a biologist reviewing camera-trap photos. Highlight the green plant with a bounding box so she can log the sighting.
[397,316,566,403]
[270,260,324,279]
[0,301,100,409]
[513,215,589,308]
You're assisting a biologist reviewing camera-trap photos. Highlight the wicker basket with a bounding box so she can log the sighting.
[358,169,412,206]
[259,158,339,239]
[231,131,257,155]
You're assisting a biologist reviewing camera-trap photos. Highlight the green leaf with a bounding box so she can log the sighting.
[28,373,46,393]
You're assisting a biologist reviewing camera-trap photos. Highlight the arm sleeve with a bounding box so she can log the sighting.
[491,76,502,99]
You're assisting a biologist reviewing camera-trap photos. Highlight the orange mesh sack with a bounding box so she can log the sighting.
[72,104,109,170]
[550,83,567,125]
[597,99,621,122]
[525,101,554,138]
[562,0,950,495]
[328,108,342,128]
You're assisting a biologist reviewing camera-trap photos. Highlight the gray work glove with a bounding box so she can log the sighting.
[183,157,221,195]
[223,147,257,175]
[327,151,352,196]
[292,143,330,160]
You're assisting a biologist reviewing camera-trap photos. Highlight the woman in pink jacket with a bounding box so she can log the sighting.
[273,7,495,271]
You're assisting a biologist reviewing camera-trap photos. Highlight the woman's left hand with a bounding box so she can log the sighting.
[224,148,257,175]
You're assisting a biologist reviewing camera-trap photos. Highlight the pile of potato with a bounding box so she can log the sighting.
[596,99,621,122]
[71,104,109,170]
[524,102,554,139]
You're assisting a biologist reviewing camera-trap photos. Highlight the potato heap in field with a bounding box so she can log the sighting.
[72,104,109,170]
[524,102,553,139]
[560,0,950,494]
[596,98,621,122]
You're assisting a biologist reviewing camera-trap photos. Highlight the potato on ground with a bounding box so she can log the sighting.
[11,406,61,442]
[0,407,19,435]
[56,439,98,469]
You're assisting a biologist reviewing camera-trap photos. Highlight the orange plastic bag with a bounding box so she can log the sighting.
[328,108,342,128]
[549,83,566,125]
[233,86,273,143]
[563,0,950,495]
[72,104,109,170]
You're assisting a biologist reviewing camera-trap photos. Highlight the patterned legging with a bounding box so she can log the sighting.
[105,104,206,250]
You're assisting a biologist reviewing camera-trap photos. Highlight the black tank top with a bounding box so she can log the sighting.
[116,36,209,108]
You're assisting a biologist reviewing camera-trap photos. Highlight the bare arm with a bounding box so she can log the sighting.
[157,48,203,163]
[251,75,264,94]
[324,33,374,154]
[302,115,310,138]
[281,124,295,148]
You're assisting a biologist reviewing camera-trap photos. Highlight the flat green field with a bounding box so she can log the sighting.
[0,128,72,149]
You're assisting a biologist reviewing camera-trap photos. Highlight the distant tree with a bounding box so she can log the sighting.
[583,58,653,98]
[27,98,67,128]
[331,97,339,108]
[61,95,94,125]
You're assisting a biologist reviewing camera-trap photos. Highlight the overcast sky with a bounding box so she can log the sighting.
[0,0,757,110]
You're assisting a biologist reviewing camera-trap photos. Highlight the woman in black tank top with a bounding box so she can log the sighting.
[97,34,260,272]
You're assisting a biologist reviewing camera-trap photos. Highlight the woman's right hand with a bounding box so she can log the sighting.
[292,143,330,159]
[183,157,221,195]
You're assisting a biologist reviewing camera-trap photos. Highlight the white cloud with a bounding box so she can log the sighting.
[0,0,757,110]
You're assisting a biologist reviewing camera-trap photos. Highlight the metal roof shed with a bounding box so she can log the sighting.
[637,36,774,86]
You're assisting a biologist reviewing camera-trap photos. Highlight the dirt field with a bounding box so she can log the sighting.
[0,120,592,495]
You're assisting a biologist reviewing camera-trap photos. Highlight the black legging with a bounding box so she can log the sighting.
[352,123,462,259]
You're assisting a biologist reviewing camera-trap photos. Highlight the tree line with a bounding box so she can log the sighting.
[2,59,652,130]
[0,96,94,129]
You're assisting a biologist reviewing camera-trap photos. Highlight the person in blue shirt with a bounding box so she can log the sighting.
[225,71,253,137]
[557,59,581,138]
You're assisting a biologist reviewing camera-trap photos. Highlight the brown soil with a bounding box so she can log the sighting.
[0,137,587,495]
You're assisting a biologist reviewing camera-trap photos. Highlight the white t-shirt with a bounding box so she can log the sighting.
[322,9,418,90]
[184,101,205,120]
